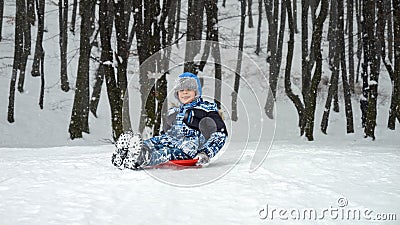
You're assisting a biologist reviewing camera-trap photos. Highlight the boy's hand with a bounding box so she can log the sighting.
[194,152,210,166]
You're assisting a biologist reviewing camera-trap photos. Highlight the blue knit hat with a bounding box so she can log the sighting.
[174,72,202,99]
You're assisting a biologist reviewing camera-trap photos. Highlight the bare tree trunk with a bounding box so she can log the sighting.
[388,0,400,130]
[8,0,25,123]
[311,0,316,24]
[98,0,124,140]
[360,0,369,128]
[34,0,44,109]
[199,0,222,108]
[341,58,354,134]
[214,45,222,109]
[355,0,362,83]
[338,0,354,133]
[31,0,45,78]
[128,19,135,50]
[17,0,31,93]
[89,67,104,118]
[248,0,254,28]
[127,0,136,49]
[255,0,262,55]
[293,0,298,33]
[263,0,272,26]
[300,0,309,135]
[385,0,400,128]
[114,0,132,133]
[175,0,181,42]
[266,0,291,122]
[387,2,394,63]
[68,0,94,139]
[135,0,163,134]
[232,0,246,122]
[364,0,380,140]
[88,1,96,37]
[213,54,223,109]
[304,0,329,141]
[320,0,352,134]
[70,0,78,34]
[321,47,339,134]
[134,0,146,133]
[327,0,337,67]
[124,0,132,33]
[0,0,4,41]
[27,0,35,25]
[348,0,355,93]
[90,5,115,118]
[184,0,204,74]
[151,0,163,135]
[263,0,272,55]
[152,0,174,136]
[333,87,339,112]
[39,53,45,109]
[264,0,279,119]
[59,0,70,92]
[382,58,398,129]
[329,0,340,114]
[376,0,385,69]
[166,0,177,52]
[284,0,304,132]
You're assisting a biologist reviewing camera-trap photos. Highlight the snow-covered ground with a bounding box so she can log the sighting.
[1,123,399,225]
[1,101,399,224]
[1,0,399,224]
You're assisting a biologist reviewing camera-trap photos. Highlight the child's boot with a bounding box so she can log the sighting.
[123,133,144,169]
[111,131,137,169]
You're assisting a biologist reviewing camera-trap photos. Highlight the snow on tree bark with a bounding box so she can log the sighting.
[364,0,381,140]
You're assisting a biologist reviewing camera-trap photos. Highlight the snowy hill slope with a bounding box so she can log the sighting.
[1,133,399,224]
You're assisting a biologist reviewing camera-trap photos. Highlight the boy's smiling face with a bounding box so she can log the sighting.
[178,89,196,104]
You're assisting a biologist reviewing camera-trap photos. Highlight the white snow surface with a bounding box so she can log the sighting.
[1,129,399,224]
[0,0,399,224]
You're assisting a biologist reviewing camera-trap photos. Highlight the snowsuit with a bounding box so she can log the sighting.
[144,97,227,166]
[111,72,228,169]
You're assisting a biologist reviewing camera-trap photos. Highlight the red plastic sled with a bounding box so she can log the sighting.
[146,159,200,169]
[169,159,198,166]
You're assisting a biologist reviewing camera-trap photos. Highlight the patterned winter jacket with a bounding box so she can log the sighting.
[155,97,227,158]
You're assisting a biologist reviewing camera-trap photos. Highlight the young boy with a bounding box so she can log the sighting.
[111,72,228,170]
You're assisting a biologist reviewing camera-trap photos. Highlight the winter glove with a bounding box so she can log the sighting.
[194,152,210,166]
[177,140,199,156]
